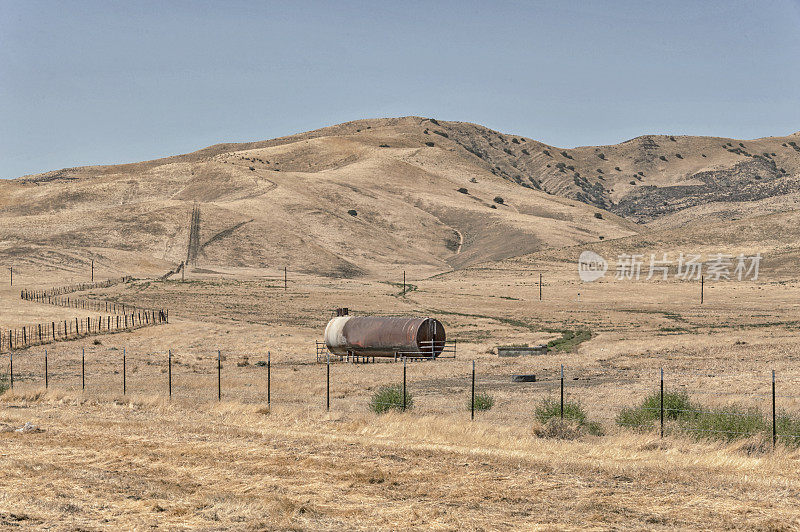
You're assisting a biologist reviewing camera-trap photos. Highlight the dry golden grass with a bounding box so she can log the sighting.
[2,263,800,529]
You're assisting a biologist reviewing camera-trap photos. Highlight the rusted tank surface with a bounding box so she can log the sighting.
[324,316,446,357]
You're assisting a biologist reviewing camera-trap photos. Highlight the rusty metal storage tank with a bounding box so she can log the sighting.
[324,316,446,358]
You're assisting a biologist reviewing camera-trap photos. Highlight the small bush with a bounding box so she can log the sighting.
[511,138,520,144]
[594,212,603,219]
[379,144,390,148]
[614,166,621,171]
[630,181,637,185]
[597,153,606,160]
[561,151,573,159]
[685,405,762,442]
[536,398,586,424]
[471,392,494,411]
[616,390,697,430]
[347,209,357,216]
[493,196,505,205]
[675,153,683,159]
[614,391,800,445]
[542,149,550,156]
[659,155,667,161]
[369,385,413,413]
[424,142,434,147]
[248,166,255,171]
[457,187,469,194]
[535,398,603,436]
[469,177,477,183]
[521,148,530,155]
[433,130,449,138]
[669,136,676,142]
[489,205,497,209]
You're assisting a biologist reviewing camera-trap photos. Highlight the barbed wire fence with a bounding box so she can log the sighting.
[2,349,799,450]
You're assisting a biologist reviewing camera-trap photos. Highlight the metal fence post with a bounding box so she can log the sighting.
[326,353,330,411]
[772,369,777,449]
[44,349,48,389]
[267,351,271,407]
[168,349,172,399]
[660,367,664,438]
[217,350,222,401]
[402,359,407,412]
[123,347,126,395]
[81,348,85,391]
[471,360,475,421]
[9,352,12,389]
[560,364,564,419]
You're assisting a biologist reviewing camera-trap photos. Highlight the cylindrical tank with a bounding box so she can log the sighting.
[324,316,446,357]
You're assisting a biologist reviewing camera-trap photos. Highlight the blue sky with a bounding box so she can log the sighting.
[2,0,800,179]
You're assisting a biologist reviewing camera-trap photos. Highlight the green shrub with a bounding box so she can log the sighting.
[493,196,504,205]
[347,209,357,216]
[594,212,603,219]
[616,390,697,430]
[457,187,469,194]
[615,391,800,445]
[535,398,603,436]
[536,397,586,424]
[682,405,763,442]
[369,385,412,414]
[470,392,495,412]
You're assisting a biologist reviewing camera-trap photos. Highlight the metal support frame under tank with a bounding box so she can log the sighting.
[315,340,457,363]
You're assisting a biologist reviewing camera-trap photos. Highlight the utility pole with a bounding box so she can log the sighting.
[700,275,704,305]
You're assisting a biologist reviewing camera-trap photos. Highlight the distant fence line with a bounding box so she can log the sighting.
[20,286,164,316]
[1,278,169,354]
[25,276,132,299]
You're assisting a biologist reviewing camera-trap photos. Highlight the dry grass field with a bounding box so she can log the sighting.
[3,118,800,529]
[3,262,800,530]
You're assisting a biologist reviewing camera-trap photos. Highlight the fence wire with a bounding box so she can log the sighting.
[4,352,800,448]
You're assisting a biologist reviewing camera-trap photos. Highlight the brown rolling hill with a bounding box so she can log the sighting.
[1,116,798,279]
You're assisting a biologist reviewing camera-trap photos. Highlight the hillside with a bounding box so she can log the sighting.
[2,116,799,279]
[0,117,636,279]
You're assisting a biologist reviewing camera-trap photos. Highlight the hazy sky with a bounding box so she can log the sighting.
[2,0,800,179]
